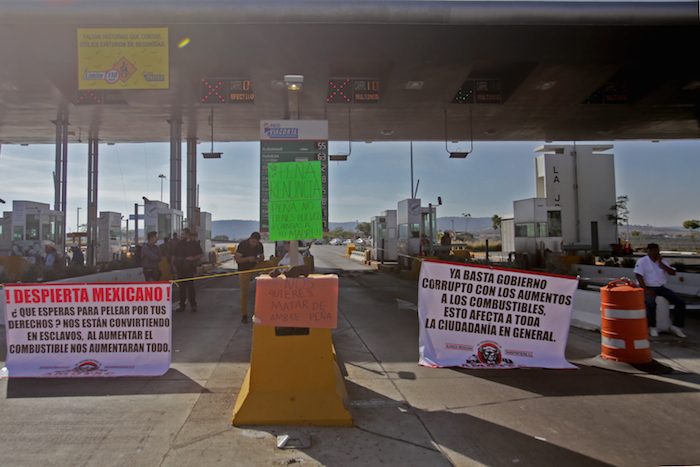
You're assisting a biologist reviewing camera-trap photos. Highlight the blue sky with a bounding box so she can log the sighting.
[0,139,698,231]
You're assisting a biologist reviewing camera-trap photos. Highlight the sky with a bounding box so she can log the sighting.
[0,138,698,232]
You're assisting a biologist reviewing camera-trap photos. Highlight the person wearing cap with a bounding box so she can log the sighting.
[44,243,57,268]
[634,243,687,338]
[70,243,84,267]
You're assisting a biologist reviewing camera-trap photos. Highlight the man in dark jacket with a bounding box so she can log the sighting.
[235,231,276,323]
[172,228,203,312]
[141,231,162,282]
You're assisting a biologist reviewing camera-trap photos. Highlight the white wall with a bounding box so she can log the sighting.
[535,145,616,250]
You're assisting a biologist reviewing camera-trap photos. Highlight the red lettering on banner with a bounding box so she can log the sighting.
[12,287,91,304]
[9,285,165,304]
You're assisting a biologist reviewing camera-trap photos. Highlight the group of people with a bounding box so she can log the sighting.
[140,229,204,312]
[11,241,84,268]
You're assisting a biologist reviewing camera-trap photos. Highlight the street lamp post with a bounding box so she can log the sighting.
[159,174,166,202]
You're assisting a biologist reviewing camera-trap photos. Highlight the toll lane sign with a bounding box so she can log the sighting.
[260,121,328,238]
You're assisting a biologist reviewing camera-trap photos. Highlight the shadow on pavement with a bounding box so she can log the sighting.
[243,380,615,467]
[6,368,206,398]
[449,363,699,397]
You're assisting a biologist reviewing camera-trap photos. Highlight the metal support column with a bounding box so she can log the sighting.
[53,119,62,211]
[186,136,197,233]
[169,119,182,210]
[53,115,68,252]
[86,137,98,265]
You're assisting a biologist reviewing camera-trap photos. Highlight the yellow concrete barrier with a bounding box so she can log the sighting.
[232,275,352,426]
[0,256,30,281]
[452,249,472,259]
[345,243,356,257]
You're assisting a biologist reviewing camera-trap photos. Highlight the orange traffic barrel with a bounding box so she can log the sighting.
[600,278,652,364]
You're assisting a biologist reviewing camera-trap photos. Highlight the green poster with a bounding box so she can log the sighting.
[267,161,323,240]
[268,199,323,240]
[268,161,322,202]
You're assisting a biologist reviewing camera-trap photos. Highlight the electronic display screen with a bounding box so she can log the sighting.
[200,78,254,104]
[452,79,501,104]
[76,90,126,105]
[583,81,628,105]
[327,78,379,104]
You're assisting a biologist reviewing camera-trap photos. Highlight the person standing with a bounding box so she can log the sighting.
[70,243,84,266]
[141,231,162,282]
[634,243,686,338]
[172,228,203,312]
[168,232,180,276]
[44,242,57,268]
[235,232,275,323]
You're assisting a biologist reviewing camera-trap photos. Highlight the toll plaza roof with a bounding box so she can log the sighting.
[0,0,699,145]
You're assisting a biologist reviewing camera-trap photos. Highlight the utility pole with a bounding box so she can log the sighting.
[159,174,166,202]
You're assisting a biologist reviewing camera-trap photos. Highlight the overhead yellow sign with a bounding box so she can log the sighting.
[78,28,169,90]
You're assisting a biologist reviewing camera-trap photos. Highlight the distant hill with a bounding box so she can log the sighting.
[212,218,499,241]
[437,216,494,233]
[211,220,263,241]
[212,220,361,241]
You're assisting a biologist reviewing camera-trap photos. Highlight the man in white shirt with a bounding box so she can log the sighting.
[634,243,686,338]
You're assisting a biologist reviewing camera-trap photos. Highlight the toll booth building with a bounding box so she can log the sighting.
[397,199,437,267]
[501,199,563,260]
[144,200,183,245]
[0,200,65,264]
[97,211,122,263]
[502,144,617,259]
[371,210,397,262]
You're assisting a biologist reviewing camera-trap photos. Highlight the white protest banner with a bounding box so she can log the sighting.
[418,260,578,369]
[3,282,172,377]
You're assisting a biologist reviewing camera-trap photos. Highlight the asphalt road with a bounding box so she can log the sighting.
[1,252,699,466]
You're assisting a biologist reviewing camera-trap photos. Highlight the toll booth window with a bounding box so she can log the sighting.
[515,223,534,237]
[537,222,547,237]
[42,214,51,241]
[157,214,170,241]
[378,223,387,240]
[422,215,430,238]
[25,215,40,240]
[56,221,63,247]
[206,230,211,240]
[399,224,408,238]
[50,216,59,243]
[14,226,24,241]
[110,229,121,241]
[410,223,420,238]
[547,211,562,237]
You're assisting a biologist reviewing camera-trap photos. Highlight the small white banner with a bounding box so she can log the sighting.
[4,282,172,377]
[418,260,578,369]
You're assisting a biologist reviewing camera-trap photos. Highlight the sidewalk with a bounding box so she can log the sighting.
[1,250,699,466]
